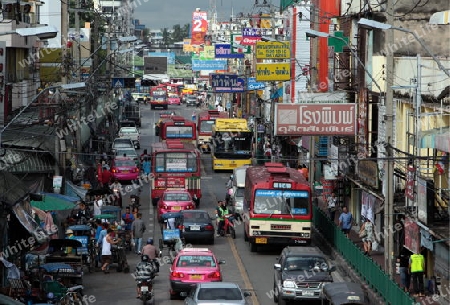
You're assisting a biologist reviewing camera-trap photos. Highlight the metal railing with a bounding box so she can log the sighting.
[313,205,415,305]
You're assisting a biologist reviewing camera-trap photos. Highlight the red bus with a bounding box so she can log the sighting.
[150,140,201,206]
[197,110,228,153]
[150,85,168,110]
[164,83,184,96]
[159,115,197,146]
[243,163,312,252]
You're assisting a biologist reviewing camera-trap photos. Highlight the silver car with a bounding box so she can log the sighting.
[184,282,251,305]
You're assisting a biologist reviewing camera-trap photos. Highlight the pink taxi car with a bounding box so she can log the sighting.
[157,190,195,222]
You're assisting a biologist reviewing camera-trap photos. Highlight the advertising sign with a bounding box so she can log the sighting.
[405,166,415,201]
[210,74,245,93]
[357,160,379,188]
[417,177,428,224]
[144,57,168,74]
[241,27,262,45]
[404,217,420,254]
[147,52,175,64]
[231,34,252,54]
[202,46,215,59]
[256,41,290,59]
[247,77,266,90]
[215,44,244,58]
[191,11,208,45]
[183,39,193,52]
[274,103,356,136]
[192,59,227,71]
[255,63,290,81]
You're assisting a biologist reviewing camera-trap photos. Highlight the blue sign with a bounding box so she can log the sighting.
[72,236,88,255]
[162,229,180,241]
[211,74,245,93]
[112,77,124,88]
[215,44,244,58]
[192,59,227,71]
[255,190,309,198]
[247,77,266,90]
[242,28,262,37]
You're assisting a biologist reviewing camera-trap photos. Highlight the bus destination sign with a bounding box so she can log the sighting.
[273,182,292,189]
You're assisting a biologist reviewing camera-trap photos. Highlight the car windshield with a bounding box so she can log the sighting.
[284,256,328,272]
[163,193,191,201]
[114,159,135,167]
[176,255,216,267]
[116,149,137,158]
[120,128,138,134]
[183,212,209,223]
[197,288,243,301]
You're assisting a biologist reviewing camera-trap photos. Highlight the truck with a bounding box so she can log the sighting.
[123,102,141,127]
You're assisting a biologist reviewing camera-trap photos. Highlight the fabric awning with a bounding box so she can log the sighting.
[143,74,170,81]
[420,127,450,150]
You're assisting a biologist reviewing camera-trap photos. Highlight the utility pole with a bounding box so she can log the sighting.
[92,19,99,86]
[384,0,395,278]
[61,0,68,84]
[74,0,81,81]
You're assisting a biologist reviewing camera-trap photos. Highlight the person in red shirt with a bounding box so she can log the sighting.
[100,165,112,188]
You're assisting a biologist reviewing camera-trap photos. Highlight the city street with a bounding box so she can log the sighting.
[81,102,350,305]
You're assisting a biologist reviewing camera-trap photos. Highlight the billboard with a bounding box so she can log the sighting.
[147,52,175,64]
[143,57,167,74]
[210,74,245,93]
[256,41,290,59]
[191,10,208,45]
[241,27,262,45]
[255,63,291,81]
[192,59,227,71]
[215,44,244,58]
[274,103,356,136]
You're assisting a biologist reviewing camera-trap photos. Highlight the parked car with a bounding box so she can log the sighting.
[111,157,140,182]
[158,190,195,222]
[168,94,181,105]
[185,95,199,107]
[170,248,225,299]
[123,102,141,127]
[118,126,140,149]
[273,246,336,303]
[180,210,215,245]
[184,282,252,305]
[112,138,134,151]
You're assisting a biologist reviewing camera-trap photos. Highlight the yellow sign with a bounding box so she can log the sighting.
[255,63,291,81]
[256,41,290,59]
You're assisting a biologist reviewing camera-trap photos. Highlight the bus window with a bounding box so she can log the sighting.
[199,120,215,133]
[253,190,309,215]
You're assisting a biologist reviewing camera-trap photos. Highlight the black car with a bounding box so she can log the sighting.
[180,210,215,244]
[123,102,141,127]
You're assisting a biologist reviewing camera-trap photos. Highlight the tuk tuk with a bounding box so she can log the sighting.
[321,282,367,305]
[67,224,95,273]
[159,212,184,257]
[44,240,84,285]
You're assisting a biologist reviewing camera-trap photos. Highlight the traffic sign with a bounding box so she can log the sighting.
[112,77,124,88]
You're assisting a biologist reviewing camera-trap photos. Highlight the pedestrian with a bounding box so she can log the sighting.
[93,195,103,216]
[122,207,135,231]
[397,246,412,293]
[100,164,112,189]
[131,213,146,254]
[142,157,151,179]
[409,248,426,297]
[359,217,376,256]
[338,206,353,238]
[327,192,338,222]
[101,228,120,273]
[65,229,76,255]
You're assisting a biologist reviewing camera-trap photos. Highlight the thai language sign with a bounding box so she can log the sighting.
[215,44,244,58]
[210,74,245,93]
[191,11,208,45]
[256,41,290,59]
[274,103,356,136]
[255,63,291,81]
[241,27,262,45]
[192,59,227,71]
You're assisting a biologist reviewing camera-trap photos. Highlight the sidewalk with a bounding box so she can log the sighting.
[314,197,447,305]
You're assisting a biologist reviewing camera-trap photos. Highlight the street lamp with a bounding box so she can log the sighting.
[358,18,450,78]
[1,25,58,39]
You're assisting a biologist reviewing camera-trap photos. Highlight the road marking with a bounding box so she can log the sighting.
[201,176,213,180]
[228,238,260,305]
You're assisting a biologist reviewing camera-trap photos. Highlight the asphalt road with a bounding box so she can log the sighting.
[82,102,349,305]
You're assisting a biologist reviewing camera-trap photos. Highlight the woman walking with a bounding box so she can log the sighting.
[359,217,377,256]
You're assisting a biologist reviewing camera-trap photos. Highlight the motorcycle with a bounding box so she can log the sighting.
[130,195,140,210]
[219,214,236,239]
[112,186,122,208]
[138,279,154,305]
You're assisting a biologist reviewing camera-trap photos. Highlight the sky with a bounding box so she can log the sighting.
[134,0,257,29]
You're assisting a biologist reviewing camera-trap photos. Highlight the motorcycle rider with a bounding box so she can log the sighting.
[134,255,155,299]
[110,179,122,207]
[216,201,235,237]
[141,238,160,273]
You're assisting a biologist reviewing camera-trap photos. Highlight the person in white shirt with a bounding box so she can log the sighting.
[94,195,103,216]
[217,104,224,112]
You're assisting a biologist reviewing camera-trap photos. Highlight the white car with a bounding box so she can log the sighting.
[118,127,140,149]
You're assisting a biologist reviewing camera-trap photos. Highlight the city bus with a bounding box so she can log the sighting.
[243,163,312,252]
[150,85,168,110]
[211,118,252,171]
[197,110,228,153]
[149,140,202,206]
[165,83,184,96]
[159,115,197,146]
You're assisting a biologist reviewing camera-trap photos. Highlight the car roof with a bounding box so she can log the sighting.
[282,246,325,256]
[197,282,240,289]
[163,190,190,194]
[119,127,138,131]
[179,248,212,254]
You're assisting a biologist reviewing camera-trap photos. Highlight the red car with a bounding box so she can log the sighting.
[168,94,181,105]
[169,248,225,299]
[157,190,195,221]
[111,157,140,181]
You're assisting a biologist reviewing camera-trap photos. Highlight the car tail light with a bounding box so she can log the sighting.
[205,225,214,231]
[163,205,168,210]
[111,167,117,173]
[171,271,184,278]
[208,271,221,279]
[178,225,185,230]
[132,168,139,173]
[186,205,193,210]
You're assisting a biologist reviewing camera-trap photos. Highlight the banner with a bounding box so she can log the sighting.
[192,59,227,71]
[405,166,415,201]
[191,10,208,45]
[255,63,291,81]
[361,191,375,222]
[404,218,420,254]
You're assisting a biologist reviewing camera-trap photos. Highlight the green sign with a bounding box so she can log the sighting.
[328,31,349,53]
[231,34,251,54]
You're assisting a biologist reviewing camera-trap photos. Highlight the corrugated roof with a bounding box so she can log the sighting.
[0,149,55,173]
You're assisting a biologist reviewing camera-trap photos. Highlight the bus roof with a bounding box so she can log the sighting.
[161,116,196,126]
[151,140,197,152]
[246,163,308,186]
[198,110,229,120]
[214,118,249,131]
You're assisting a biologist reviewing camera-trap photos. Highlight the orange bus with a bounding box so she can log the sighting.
[197,110,228,153]
[150,140,202,206]
[243,163,312,252]
[159,116,197,146]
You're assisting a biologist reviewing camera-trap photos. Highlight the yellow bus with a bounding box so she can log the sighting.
[211,118,253,171]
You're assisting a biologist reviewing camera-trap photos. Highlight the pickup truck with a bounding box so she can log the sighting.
[118,127,140,149]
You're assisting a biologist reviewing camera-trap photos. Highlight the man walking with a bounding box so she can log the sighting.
[131,213,146,254]
[327,192,338,222]
[409,248,425,297]
[338,206,353,238]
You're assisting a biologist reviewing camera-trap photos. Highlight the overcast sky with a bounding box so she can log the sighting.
[134,0,256,29]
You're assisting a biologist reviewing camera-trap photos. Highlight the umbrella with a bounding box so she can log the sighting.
[94,214,116,219]
[31,195,77,211]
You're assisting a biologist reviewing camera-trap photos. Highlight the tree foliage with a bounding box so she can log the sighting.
[158,24,191,45]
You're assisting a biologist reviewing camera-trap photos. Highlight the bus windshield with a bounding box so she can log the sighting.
[166,126,193,138]
[155,152,198,173]
[253,190,309,215]
[200,120,215,133]
[213,131,252,152]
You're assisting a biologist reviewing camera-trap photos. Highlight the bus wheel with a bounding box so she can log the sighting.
[250,242,257,252]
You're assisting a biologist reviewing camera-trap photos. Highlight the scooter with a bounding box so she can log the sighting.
[138,279,154,305]
[220,214,236,239]
[112,187,122,208]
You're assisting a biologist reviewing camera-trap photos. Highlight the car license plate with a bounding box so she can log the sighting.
[255,238,267,244]
[302,291,314,296]
[190,275,202,280]
[172,206,181,210]
[122,170,129,173]
[190,225,200,231]
[140,286,149,292]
